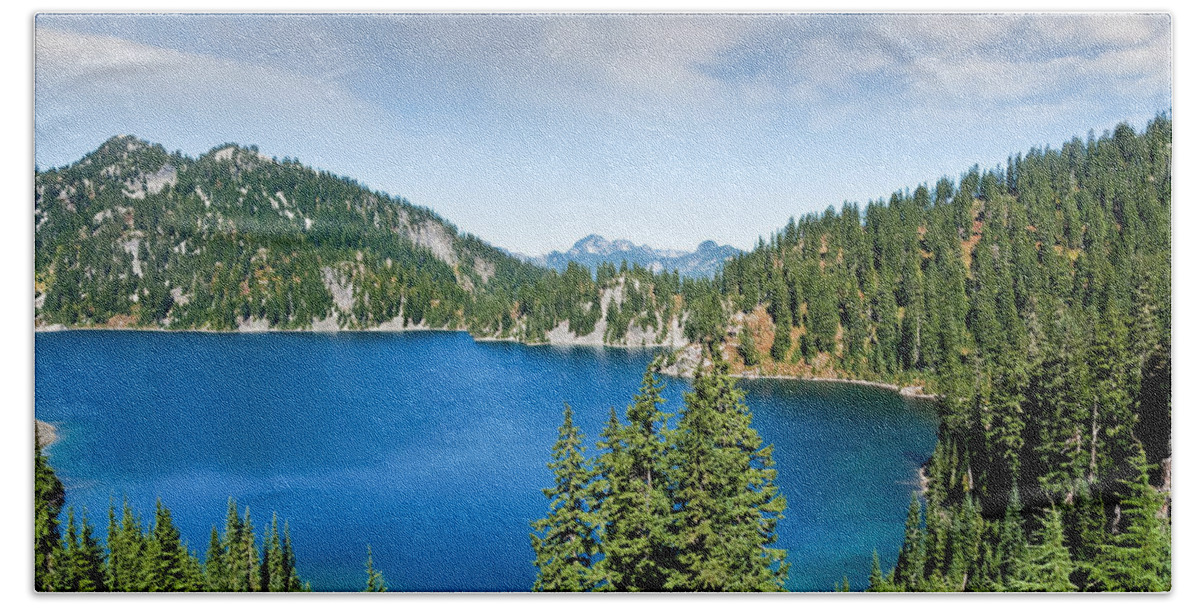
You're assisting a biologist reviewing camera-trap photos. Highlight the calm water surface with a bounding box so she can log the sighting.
[35,330,937,591]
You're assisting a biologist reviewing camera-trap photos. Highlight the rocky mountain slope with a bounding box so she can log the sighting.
[34,136,697,346]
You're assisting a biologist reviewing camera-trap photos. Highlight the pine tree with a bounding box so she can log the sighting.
[1010,507,1076,591]
[238,507,260,591]
[364,545,387,592]
[945,493,984,591]
[996,484,1028,588]
[222,498,245,591]
[738,324,761,367]
[145,498,195,591]
[280,522,302,592]
[53,507,80,591]
[668,357,786,591]
[531,403,598,591]
[204,526,227,591]
[1088,450,1170,591]
[866,549,891,591]
[893,492,925,590]
[260,514,283,592]
[593,369,675,591]
[106,498,148,591]
[69,509,107,591]
[769,269,793,361]
[34,430,65,591]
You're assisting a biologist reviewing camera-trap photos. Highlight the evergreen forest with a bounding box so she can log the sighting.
[37,116,1171,592]
[35,431,315,592]
[34,138,712,345]
[715,115,1170,591]
[532,115,1172,592]
[530,357,787,591]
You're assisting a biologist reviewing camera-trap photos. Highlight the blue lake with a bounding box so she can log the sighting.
[34,330,937,592]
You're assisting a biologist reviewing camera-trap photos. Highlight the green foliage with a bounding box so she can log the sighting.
[32,448,309,595]
[592,371,676,591]
[532,360,787,592]
[1010,507,1076,592]
[670,357,787,591]
[866,549,892,591]
[1087,450,1171,591]
[715,117,1171,593]
[35,137,708,346]
[144,498,200,591]
[364,546,387,592]
[55,507,107,591]
[530,404,598,591]
[34,433,65,591]
[738,326,761,367]
[893,493,926,590]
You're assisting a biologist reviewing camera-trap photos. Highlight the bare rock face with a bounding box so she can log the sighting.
[659,344,706,378]
[36,420,58,449]
[407,220,458,268]
[321,266,355,314]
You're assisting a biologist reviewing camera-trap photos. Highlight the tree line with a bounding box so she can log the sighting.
[711,115,1171,591]
[35,431,311,592]
[530,354,787,591]
[34,137,719,345]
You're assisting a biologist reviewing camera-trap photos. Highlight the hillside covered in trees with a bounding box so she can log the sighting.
[34,137,719,346]
[36,116,1171,592]
[704,115,1171,591]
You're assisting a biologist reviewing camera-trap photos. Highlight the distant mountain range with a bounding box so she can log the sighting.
[521,234,741,278]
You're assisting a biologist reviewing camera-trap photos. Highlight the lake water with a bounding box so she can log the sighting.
[35,330,937,592]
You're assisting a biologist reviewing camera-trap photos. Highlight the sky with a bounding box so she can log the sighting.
[34,13,1171,256]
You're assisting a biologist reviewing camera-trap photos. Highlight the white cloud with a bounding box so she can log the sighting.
[35,27,392,167]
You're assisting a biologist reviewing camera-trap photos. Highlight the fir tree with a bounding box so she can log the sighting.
[593,370,675,591]
[668,357,786,591]
[893,493,925,590]
[145,498,196,591]
[106,498,148,591]
[280,522,302,592]
[866,549,891,591]
[34,430,65,591]
[260,514,283,592]
[364,545,387,592]
[1088,450,1170,591]
[68,509,107,591]
[204,525,227,591]
[1010,507,1076,591]
[531,404,598,591]
[996,484,1028,588]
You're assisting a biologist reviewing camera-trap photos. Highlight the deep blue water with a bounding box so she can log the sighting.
[34,330,937,592]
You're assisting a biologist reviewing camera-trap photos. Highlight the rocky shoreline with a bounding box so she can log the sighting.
[657,343,939,401]
[35,420,57,449]
[35,323,683,349]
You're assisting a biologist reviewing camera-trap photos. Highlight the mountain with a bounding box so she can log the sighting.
[34,136,703,346]
[703,116,1172,592]
[533,234,741,278]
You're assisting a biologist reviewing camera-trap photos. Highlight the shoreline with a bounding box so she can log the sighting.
[34,324,680,350]
[35,420,57,449]
[35,325,936,396]
[730,373,939,400]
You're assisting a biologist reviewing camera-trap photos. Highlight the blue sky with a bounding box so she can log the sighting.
[34,13,1171,255]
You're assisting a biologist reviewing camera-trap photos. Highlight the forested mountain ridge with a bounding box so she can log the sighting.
[701,115,1171,591]
[34,136,710,346]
